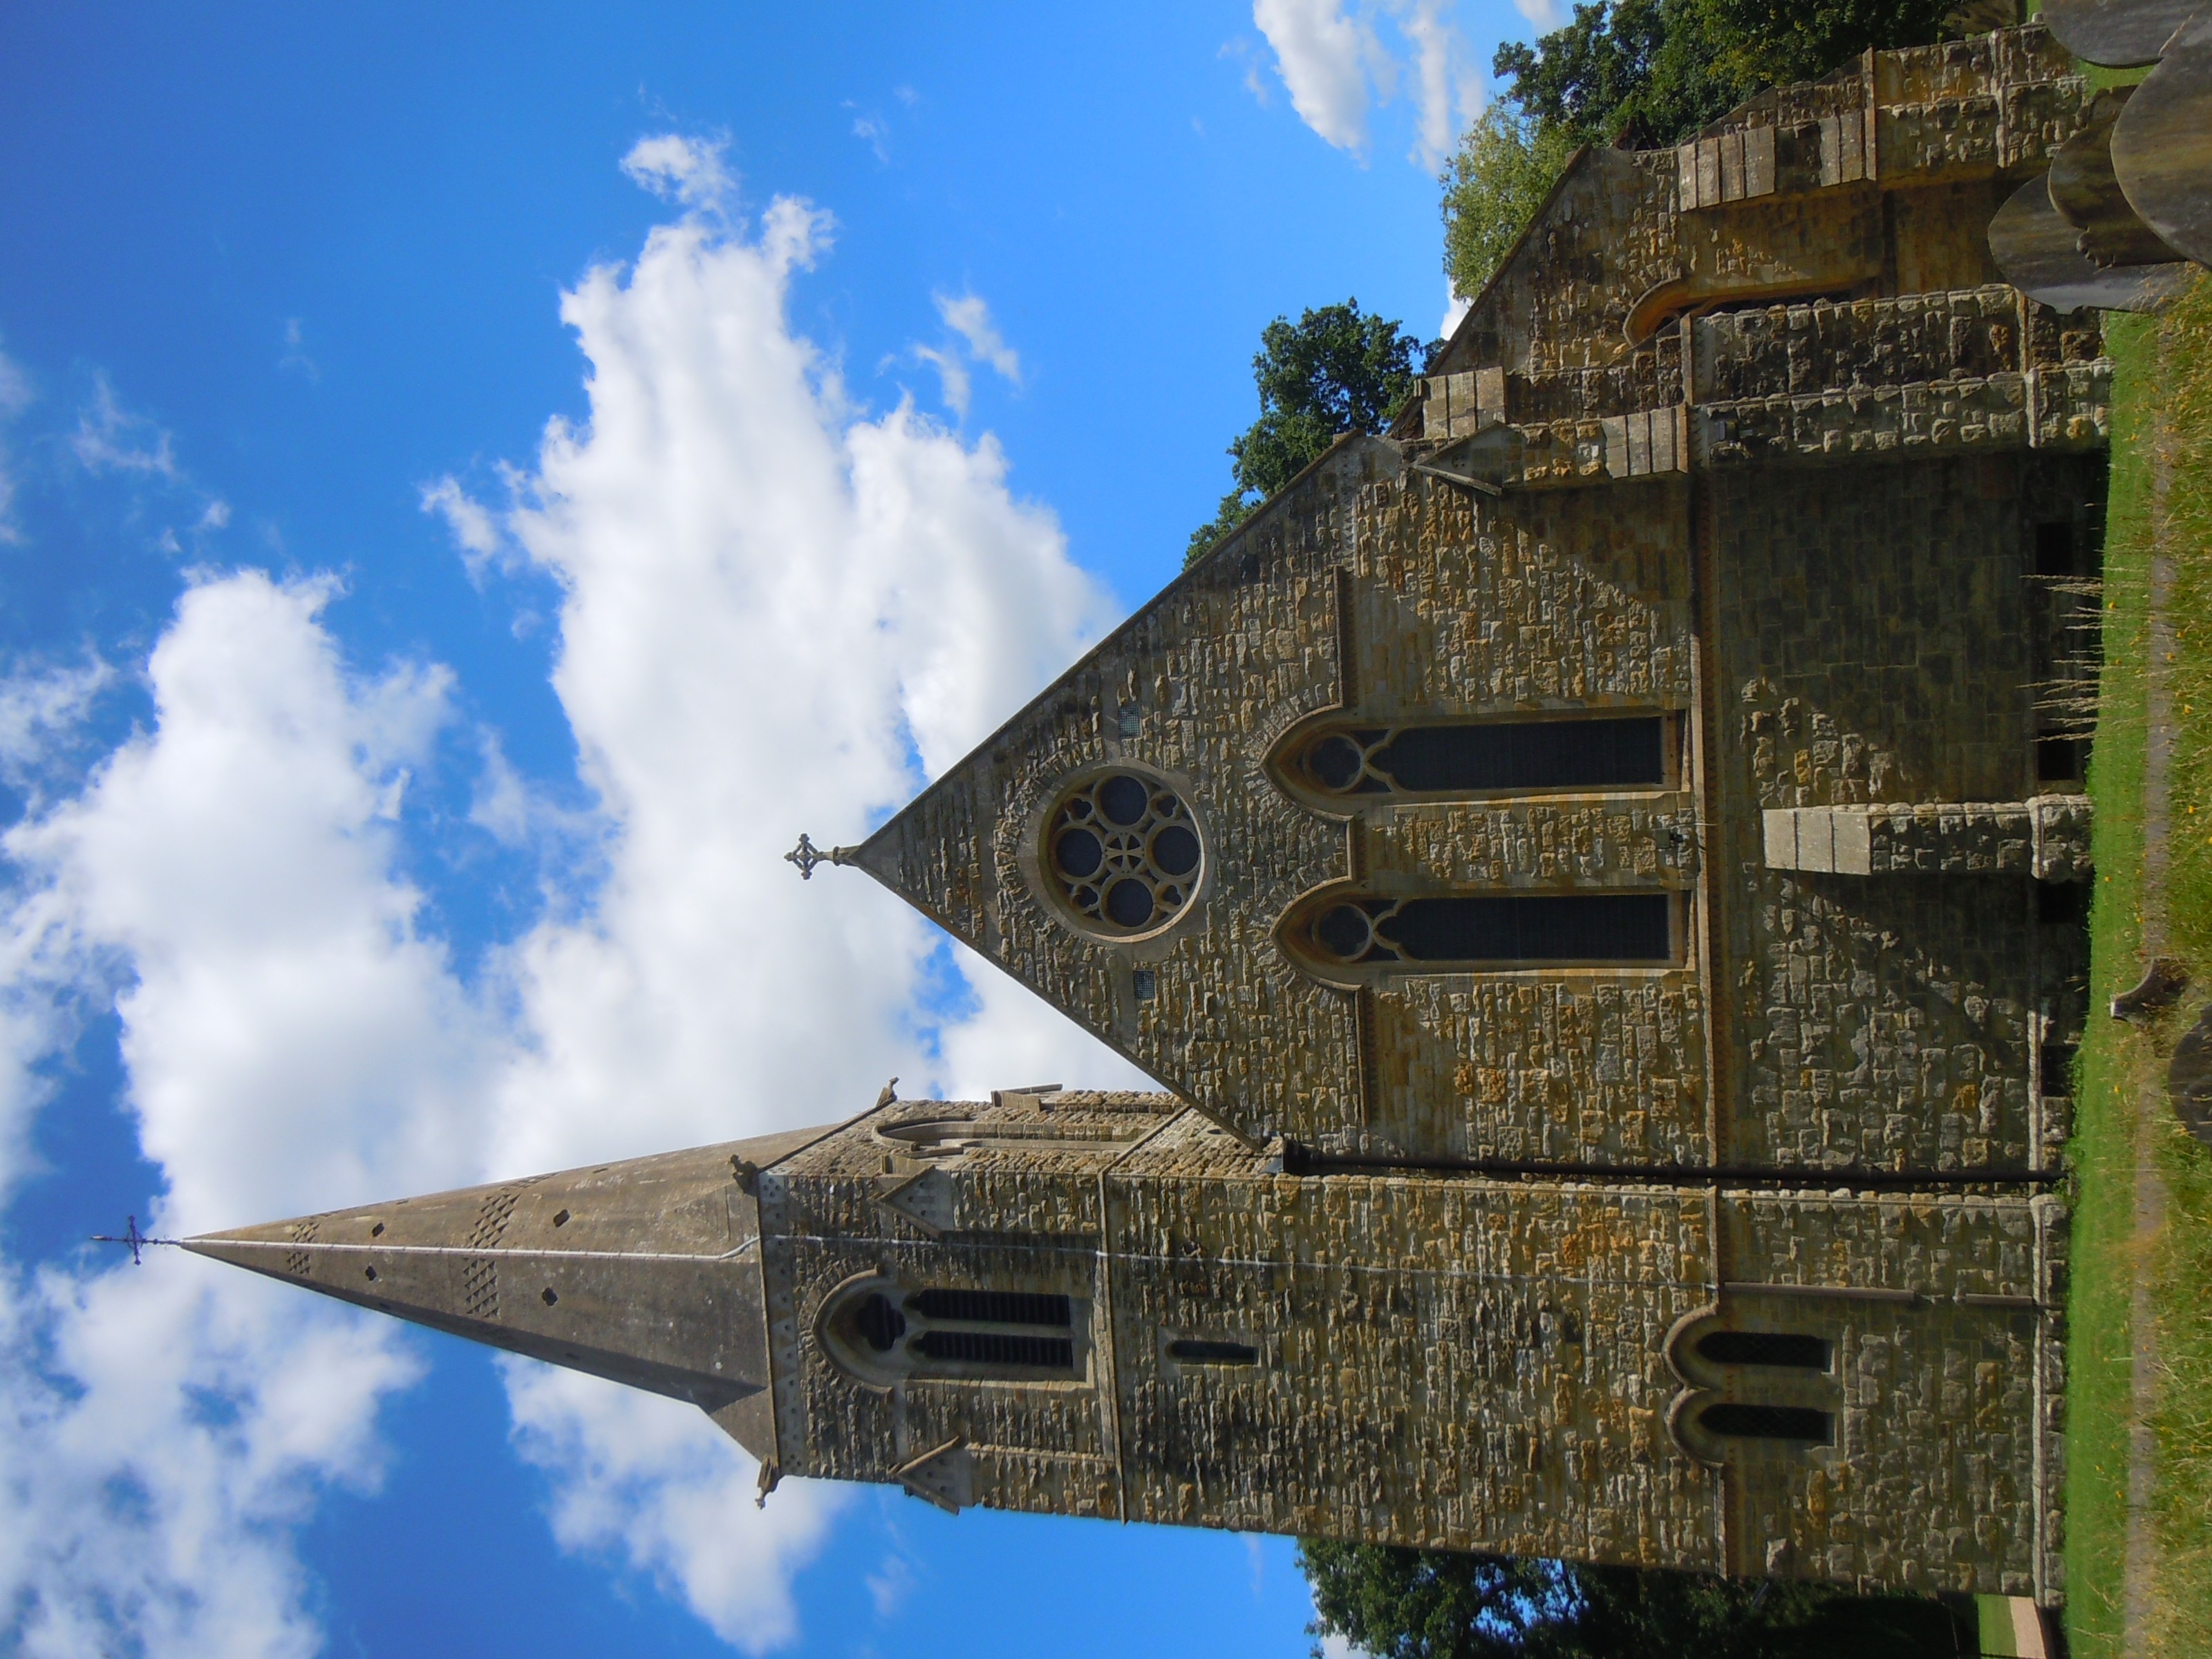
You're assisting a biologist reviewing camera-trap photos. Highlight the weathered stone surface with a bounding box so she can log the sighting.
[189,24,2102,1612]
[1761,797,2090,879]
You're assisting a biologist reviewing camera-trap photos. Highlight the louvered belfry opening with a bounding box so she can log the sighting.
[912,1289,1071,1327]
[905,1286,1080,1378]
[915,1329,1076,1368]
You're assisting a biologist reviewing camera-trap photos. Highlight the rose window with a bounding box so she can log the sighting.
[1042,770,1203,935]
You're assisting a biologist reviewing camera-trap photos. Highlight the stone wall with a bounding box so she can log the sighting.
[1710,455,2092,1174]
[753,1102,2063,1597]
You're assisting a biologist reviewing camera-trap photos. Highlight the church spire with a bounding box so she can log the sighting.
[182,1127,830,1463]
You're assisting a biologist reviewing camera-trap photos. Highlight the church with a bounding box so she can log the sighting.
[191,22,2115,1607]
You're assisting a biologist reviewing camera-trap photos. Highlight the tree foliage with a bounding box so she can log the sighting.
[1441,105,1584,306]
[1300,1541,1971,1659]
[1184,301,1425,567]
[1492,0,1953,149]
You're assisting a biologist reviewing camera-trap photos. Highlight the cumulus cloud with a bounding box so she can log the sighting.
[0,571,492,1652]
[0,138,1156,1658]
[505,1366,843,1651]
[1250,0,1482,169]
[1252,0,1378,154]
[483,176,1133,1179]
[469,170,1149,1639]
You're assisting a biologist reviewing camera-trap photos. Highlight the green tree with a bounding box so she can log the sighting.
[1492,0,1954,149]
[1442,0,1958,330]
[1300,1541,1971,1659]
[1184,300,1425,567]
[1441,104,1584,305]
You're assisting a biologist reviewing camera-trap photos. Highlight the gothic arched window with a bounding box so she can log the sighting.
[1694,1330,1831,1371]
[1283,890,1680,978]
[1696,1403,1835,1443]
[1279,713,1675,804]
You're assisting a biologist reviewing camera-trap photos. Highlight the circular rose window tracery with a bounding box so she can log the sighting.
[1042,769,1203,937]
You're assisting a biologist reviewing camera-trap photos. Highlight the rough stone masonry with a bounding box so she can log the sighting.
[191,24,2101,1607]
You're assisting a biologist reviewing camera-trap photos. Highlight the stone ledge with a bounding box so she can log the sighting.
[1696,366,2108,466]
[1762,796,2091,879]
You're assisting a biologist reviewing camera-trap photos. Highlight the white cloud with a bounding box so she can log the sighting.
[1252,0,1378,155]
[620,133,736,213]
[465,176,1146,1639]
[420,474,505,576]
[1512,0,1566,28]
[935,292,1021,385]
[504,1365,843,1653]
[0,659,113,789]
[852,113,890,163]
[0,571,489,1653]
[1441,278,1473,341]
[71,373,180,480]
[909,343,973,419]
[1250,0,1483,169]
[0,147,1152,1656]
[1396,0,1484,170]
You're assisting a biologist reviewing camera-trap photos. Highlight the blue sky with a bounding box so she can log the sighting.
[0,4,1553,1654]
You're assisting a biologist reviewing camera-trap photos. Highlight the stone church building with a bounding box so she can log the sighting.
[194,24,2109,1608]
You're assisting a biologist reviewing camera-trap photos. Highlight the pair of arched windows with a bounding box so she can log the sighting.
[1676,1323,1837,1449]
[1272,711,1687,977]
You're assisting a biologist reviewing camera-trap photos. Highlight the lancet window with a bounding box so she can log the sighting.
[1696,1403,1835,1444]
[1283,714,1671,802]
[1694,1330,1832,1371]
[1288,890,1678,974]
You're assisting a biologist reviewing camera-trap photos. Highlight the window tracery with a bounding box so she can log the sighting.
[1284,890,1679,976]
[1280,713,1673,803]
[1038,769,1203,937]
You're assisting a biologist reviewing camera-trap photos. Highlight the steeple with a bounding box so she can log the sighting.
[183,1125,831,1462]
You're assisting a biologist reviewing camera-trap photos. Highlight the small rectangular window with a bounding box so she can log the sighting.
[2040,1041,2079,1098]
[2036,881,2087,926]
[1168,1338,1259,1365]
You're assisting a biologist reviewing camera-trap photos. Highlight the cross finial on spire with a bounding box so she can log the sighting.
[785,833,850,880]
[90,1214,178,1265]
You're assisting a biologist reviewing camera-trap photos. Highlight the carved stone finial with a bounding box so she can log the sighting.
[785,833,848,880]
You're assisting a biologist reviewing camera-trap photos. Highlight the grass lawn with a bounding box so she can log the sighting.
[2066,272,2212,1658]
